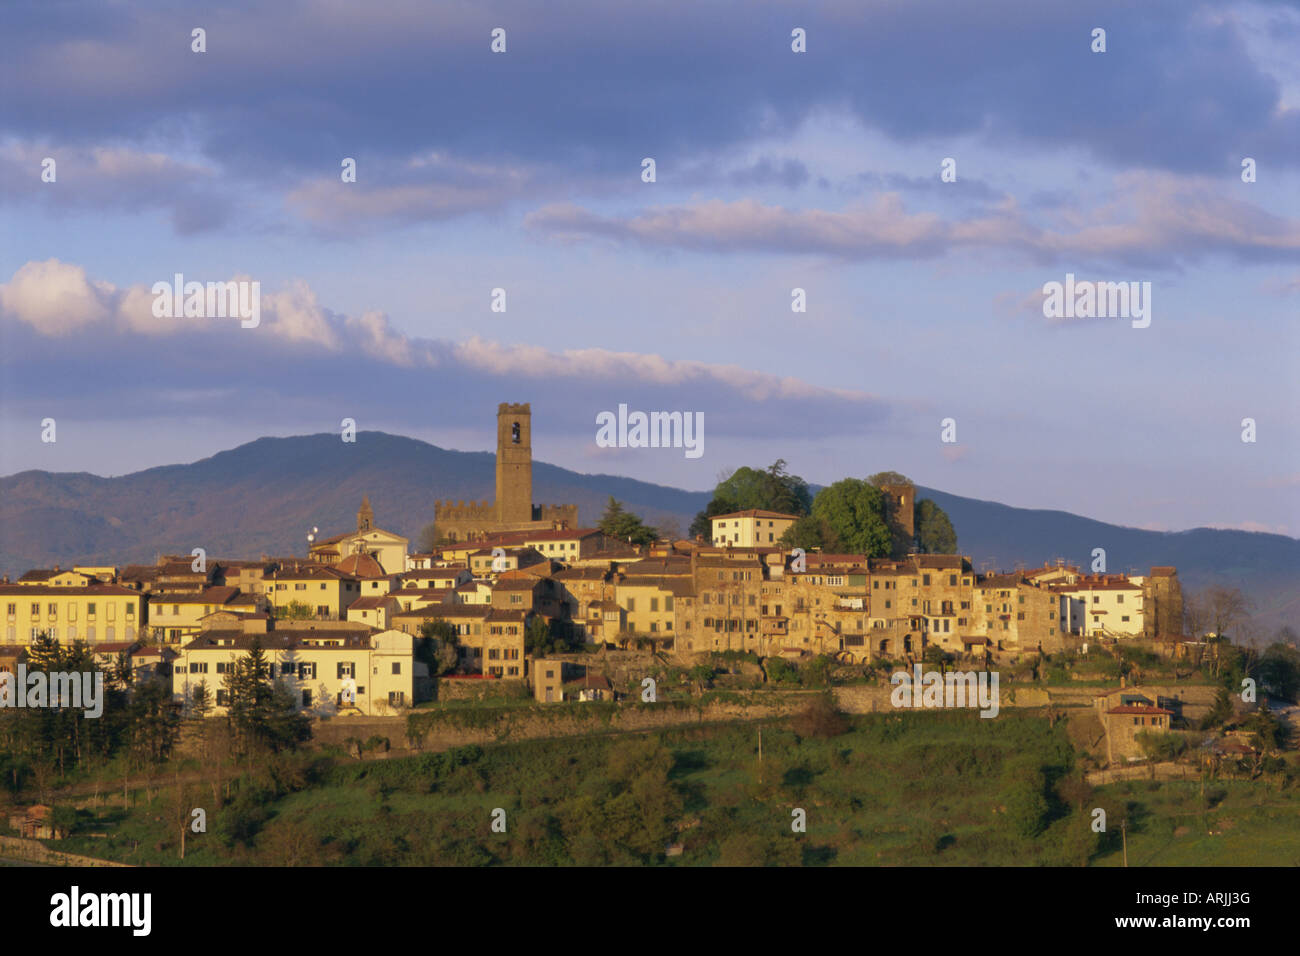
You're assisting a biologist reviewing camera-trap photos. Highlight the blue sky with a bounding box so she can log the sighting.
[1,0,1297,536]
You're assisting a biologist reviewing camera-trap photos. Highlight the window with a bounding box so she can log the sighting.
[650,597,659,612]
[338,661,355,679]
[949,575,957,586]
[299,662,316,680]
[302,689,313,707]
[216,690,227,705]
[216,662,228,674]
[922,575,930,586]
[389,691,405,706]
[391,662,401,675]
[627,598,636,612]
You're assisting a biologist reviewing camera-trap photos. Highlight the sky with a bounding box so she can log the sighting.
[1,0,1297,537]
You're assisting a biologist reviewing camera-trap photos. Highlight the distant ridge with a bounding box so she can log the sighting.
[1,431,1295,632]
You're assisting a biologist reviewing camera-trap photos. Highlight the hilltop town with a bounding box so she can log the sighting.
[0,404,1294,869]
[2,403,1193,717]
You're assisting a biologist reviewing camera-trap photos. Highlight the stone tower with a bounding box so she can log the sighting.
[357,496,374,532]
[881,483,915,540]
[495,403,532,524]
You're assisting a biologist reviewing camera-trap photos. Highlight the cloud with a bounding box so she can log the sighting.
[285,152,540,233]
[0,142,232,233]
[2,0,1297,182]
[0,260,894,442]
[525,172,1300,268]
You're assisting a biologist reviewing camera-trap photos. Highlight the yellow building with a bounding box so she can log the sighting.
[266,564,361,620]
[147,586,262,644]
[0,584,144,645]
[14,568,99,587]
[613,574,679,646]
[710,510,799,547]
[172,626,424,717]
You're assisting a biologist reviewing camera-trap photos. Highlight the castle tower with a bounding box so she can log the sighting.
[357,495,374,533]
[495,403,533,524]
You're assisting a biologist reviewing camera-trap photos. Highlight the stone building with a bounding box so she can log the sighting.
[434,403,580,542]
[1143,566,1184,638]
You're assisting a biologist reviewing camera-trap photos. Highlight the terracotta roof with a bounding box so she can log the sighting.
[336,552,388,578]
[181,631,370,651]
[489,579,535,592]
[1107,706,1173,716]
[348,596,398,610]
[393,606,487,619]
[567,673,613,690]
[271,564,357,581]
[554,567,609,581]
[910,555,966,570]
[710,509,800,521]
[152,586,240,605]
[0,584,140,597]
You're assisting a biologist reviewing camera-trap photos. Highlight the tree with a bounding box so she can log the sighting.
[1256,642,1300,703]
[806,479,892,557]
[1199,686,1234,730]
[690,460,812,537]
[1242,704,1290,754]
[225,639,310,754]
[867,471,912,488]
[525,616,563,656]
[1189,585,1253,643]
[416,522,441,553]
[598,497,657,546]
[1000,757,1049,838]
[791,693,849,738]
[130,679,182,764]
[778,514,843,553]
[654,516,682,541]
[913,498,957,554]
[276,600,315,621]
[189,679,212,720]
[417,619,459,676]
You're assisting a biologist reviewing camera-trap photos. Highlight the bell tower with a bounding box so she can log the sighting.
[357,495,374,532]
[495,403,533,524]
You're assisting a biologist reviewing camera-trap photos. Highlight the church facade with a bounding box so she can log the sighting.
[309,496,410,574]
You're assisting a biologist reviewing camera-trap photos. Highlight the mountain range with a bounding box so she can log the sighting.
[1,431,1295,637]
